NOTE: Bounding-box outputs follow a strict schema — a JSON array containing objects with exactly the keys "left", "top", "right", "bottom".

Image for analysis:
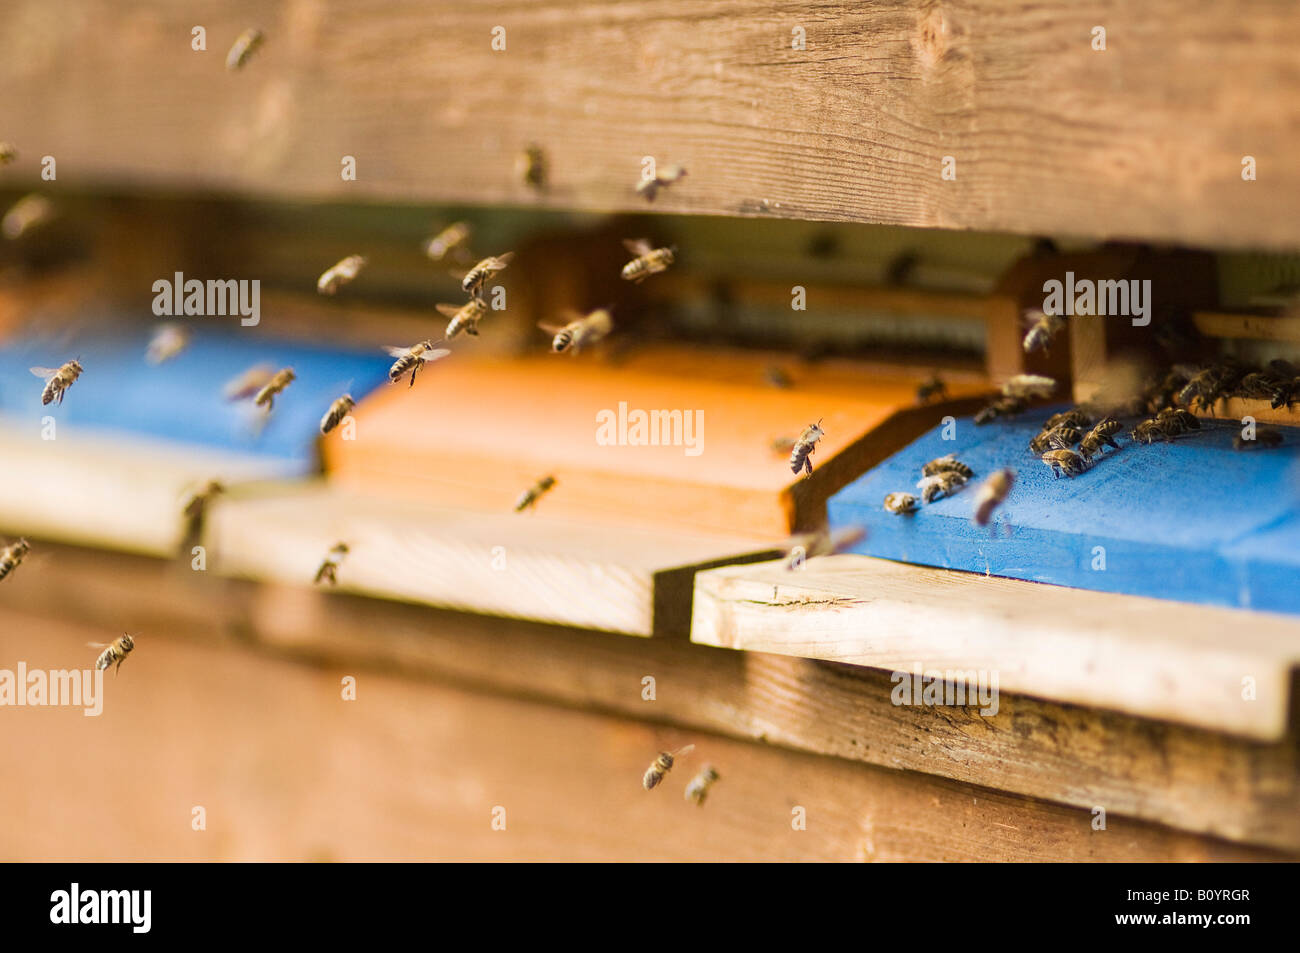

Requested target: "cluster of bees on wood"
[
  {"left": 883, "top": 455, "right": 1015, "bottom": 527},
  {"left": 641, "top": 744, "right": 722, "bottom": 807}
]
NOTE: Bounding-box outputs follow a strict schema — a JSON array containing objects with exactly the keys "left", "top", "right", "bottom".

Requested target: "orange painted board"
[{"left": 322, "top": 347, "right": 990, "bottom": 537}]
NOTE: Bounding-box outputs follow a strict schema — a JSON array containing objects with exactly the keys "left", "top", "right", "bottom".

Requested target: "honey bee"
[
  {"left": 437, "top": 297, "right": 489, "bottom": 339},
  {"left": 785, "top": 525, "right": 866, "bottom": 568},
  {"left": 1022, "top": 309, "right": 1066, "bottom": 354},
  {"left": 317, "top": 255, "right": 368, "bottom": 295},
  {"left": 320, "top": 394, "right": 355, "bottom": 434},
  {"left": 1043, "top": 408, "right": 1093, "bottom": 431},
  {"left": 182, "top": 480, "right": 225, "bottom": 523},
  {"left": 423, "top": 221, "right": 472, "bottom": 262},
  {"left": 92, "top": 633, "right": 135, "bottom": 674},
  {"left": 1156, "top": 406, "right": 1201, "bottom": 436},
  {"left": 384, "top": 341, "right": 450, "bottom": 388},
  {"left": 1234, "top": 426, "right": 1284, "bottom": 450},
  {"left": 1003, "top": 374, "right": 1057, "bottom": 400},
  {"left": 0, "top": 142, "right": 16, "bottom": 164},
  {"left": 145, "top": 322, "right": 190, "bottom": 365},
  {"left": 3, "top": 193, "right": 54, "bottom": 239},
  {"left": 916, "top": 468, "right": 969, "bottom": 503},
  {"left": 921, "top": 454, "right": 973, "bottom": 479},
  {"left": 916, "top": 374, "right": 948, "bottom": 404},
  {"left": 642, "top": 744, "right": 694, "bottom": 791},
  {"left": 1129, "top": 418, "right": 1164, "bottom": 444},
  {"left": 684, "top": 765, "right": 719, "bottom": 806},
  {"left": 770, "top": 436, "right": 797, "bottom": 457},
  {"left": 1041, "top": 448, "right": 1088, "bottom": 478},
  {"left": 635, "top": 163, "right": 687, "bottom": 201},
  {"left": 1077, "top": 417, "right": 1122, "bottom": 462},
  {"left": 789, "top": 419, "right": 824, "bottom": 478},
  {"left": 883, "top": 492, "right": 919, "bottom": 514},
  {"left": 29, "top": 359, "right": 82, "bottom": 406},
  {"left": 514, "top": 475, "right": 556, "bottom": 512},
  {"left": 974, "top": 395, "right": 1027, "bottom": 425},
  {"left": 620, "top": 239, "right": 675, "bottom": 283},
  {"left": 460, "top": 253, "right": 514, "bottom": 298},
  {"left": 539, "top": 308, "right": 613, "bottom": 354},
  {"left": 225, "top": 28, "right": 265, "bottom": 70},
  {"left": 517, "top": 143, "right": 547, "bottom": 189},
  {"left": 253, "top": 367, "right": 296, "bottom": 412},
  {"left": 973, "top": 469, "right": 1015, "bottom": 526},
  {"left": 764, "top": 365, "right": 793, "bottom": 389},
  {"left": 223, "top": 363, "right": 276, "bottom": 401},
  {"left": 314, "top": 542, "right": 350, "bottom": 586},
  {"left": 0, "top": 537, "right": 30, "bottom": 582},
  {"left": 1177, "top": 360, "right": 1247, "bottom": 412}
]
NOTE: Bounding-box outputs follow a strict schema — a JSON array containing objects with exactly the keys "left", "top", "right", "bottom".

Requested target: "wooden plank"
[
  {"left": 2, "top": 2, "right": 1299, "bottom": 248},
  {"left": 691, "top": 555, "right": 1300, "bottom": 741},
  {"left": 322, "top": 349, "right": 988, "bottom": 536},
  {"left": 1194, "top": 310, "right": 1300, "bottom": 343},
  {"left": 204, "top": 483, "right": 781, "bottom": 637},
  {"left": 0, "top": 607, "right": 1288, "bottom": 861},
  {"left": 1, "top": 539, "right": 1297, "bottom": 850}
]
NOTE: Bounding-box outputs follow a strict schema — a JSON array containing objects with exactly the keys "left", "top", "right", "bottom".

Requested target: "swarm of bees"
[
  {"left": 0, "top": 537, "right": 30, "bottom": 582},
  {"left": 515, "top": 474, "right": 557, "bottom": 512},
  {"left": 789, "top": 420, "right": 824, "bottom": 478},
  {"left": 314, "top": 542, "right": 350, "bottom": 586},
  {"left": 540, "top": 308, "right": 613, "bottom": 354},
  {"left": 621, "top": 239, "right": 675, "bottom": 283},
  {"left": 636, "top": 163, "right": 687, "bottom": 202},
  {"left": 226, "top": 28, "right": 265, "bottom": 71},
  {"left": 30, "top": 359, "right": 82, "bottom": 406},
  {"left": 317, "top": 255, "right": 368, "bottom": 295}
]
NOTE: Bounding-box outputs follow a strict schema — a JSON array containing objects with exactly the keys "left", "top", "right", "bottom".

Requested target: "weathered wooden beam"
[{"left": 1, "top": 2, "right": 1298, "bottom": 248}]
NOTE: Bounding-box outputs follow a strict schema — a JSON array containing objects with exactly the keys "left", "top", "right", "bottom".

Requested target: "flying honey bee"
[
  {"left": 785, "top": 524, "right": 865, "bottom": 569},
  {"left": 883, "top": 492, "right": 919, "bottom": 514},
  {"left": 385, "top": 340, "right": 450, "bottom": 388},
  {"left": 1041, "top": 448, "right": 1088, "bottom": 478},
  {"left": 460, "top": 252, "right": 514, "bottom": 298},
  {"left": 517, "top": 143, "right": 547, "bottom": 189},
  {"left": 1234, "top": 426, "right": 1284, "bottom": 450},
  {"left": 92, "top": 633, "right": 135, "bottom": 674},
  {"left": 515, "top": 475, "right": 556, "bottom": 512},
  {"left": 916, "top": 374, "right": 948, "bottom": 404},
  {"left": 226, "top": 28, "right": 265, "bottom": 70},
  {"left": 2, "top": 193, "right": 54, "bottom": 239},
  {"left": 539, "top": 308, "right": 613, "bottom": 354},
  {"left": 916, "top": 469, "right": 968, "bottom": 503},
  {"left": 0, "top": 537, "right": 30, "bottom": 582},
  {"left": 253, "top": 367, "right": 296, "bottom": 412},
  {"left": 223, "top": 363, "right": 276, "bottom": 401},
  {"left": 973, "top": 468, "right": 1015, "bottom": 526},
  {"left": 182, "top": 480, "right": 225, "bottom": 524},
  {"left": 1003, "top": 374, "right": 1057, "bottom": 400},
  {"left": 684, "top": 765, "right": 719, "bottom": 806},
  {"left": 29, "top": 359, "right": 82, "bottom": 406},
  {"left": 320, "top": 394, "right": 355, "bottom": 434},
  {"left": 437, "top": 297, "right": 489, "bottom": 339},
  {"left": 317, "top": 255, "right": 368, "bottom": 295},
  {"left": 145, "top": 322, "right": 190, "bottom": 365},
  {"left": 789, "top": 419, "right": 824, "bottom": 478},
  {"left": 636, "top": 163, "right": 687, "bottom": 201},
  {"left": 0, "top": 142, "right": 16, "bottom": 164},
  {"left": 314, "top": 542, "right": 350, "bottom": 586},
  {"left": 1022, "top": 309, "right": 1066, "bottom": 354},
  {"left": 642, "top": 744, "right": 695, "bottom": 791},
  {"left": 621, "top": 239, "right": 675, "bottom": 283},
  {"left": 921, "top": 454, "right": 973, "bottom": 479},
  {"left": 423, "top": 221, "right": 472, "bottom": 263}
]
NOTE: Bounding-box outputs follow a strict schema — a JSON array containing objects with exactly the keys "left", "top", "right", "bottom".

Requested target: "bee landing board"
[{"left": 828, "top": 408, "right": 1300, "bottom": 617}]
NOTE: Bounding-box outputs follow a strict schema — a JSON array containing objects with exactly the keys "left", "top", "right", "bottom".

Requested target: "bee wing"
[
  {"left": 622, "top": 238, "right": 653, "bottom": 256},
  {"left": 447, "top": 268, "right": 469, "bottom": 281},
  {"left": 382, "top": 346, "right": 413, "bottom": 358},
  {"left": 434, "top": 303, "right": 462, "bottom": 318},
  {"left": 492, "top": 251, "right": 515, "bottom": 266},
  {"left": 29, "top": 366, "right": 59, "bottom": 379},
  {"left": 86, "top": 641, "right": 110, "bottom": 649},
  {"left": 538, "top": 321, "right": 567, "bottom": 334},
  {"left": 421, "top": 348, "right": 452, "bottom": 362}
]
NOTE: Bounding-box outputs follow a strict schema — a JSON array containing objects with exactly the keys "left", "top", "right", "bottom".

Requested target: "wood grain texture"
[
  {"left": 204, "top": 483, "right": 782, "bottom": 636},
  {"left": 691, "top": 555, "right": 1300, "bottom": 740},
  {"left": 0, "top": 606, "right": 1289, "bottom": 861},
  {"left": 1, "top": 539, "right": 1297, "bottom": 851},
  {"left": 0, "top": 2, "right": 1297, "bottom": 248}
]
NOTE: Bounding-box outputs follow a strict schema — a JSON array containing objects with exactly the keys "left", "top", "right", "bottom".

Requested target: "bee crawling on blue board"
[{"left": 1041, "top": 448, "right": 1089, "bottom": 478}]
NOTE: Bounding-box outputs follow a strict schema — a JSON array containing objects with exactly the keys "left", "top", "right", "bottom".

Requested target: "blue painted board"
[
  {"left": 0, "top": 327, "right": 393, "bottom": 472},
  {"left": 827, "top": 407, "right": 1300, "bottom": 615}
]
